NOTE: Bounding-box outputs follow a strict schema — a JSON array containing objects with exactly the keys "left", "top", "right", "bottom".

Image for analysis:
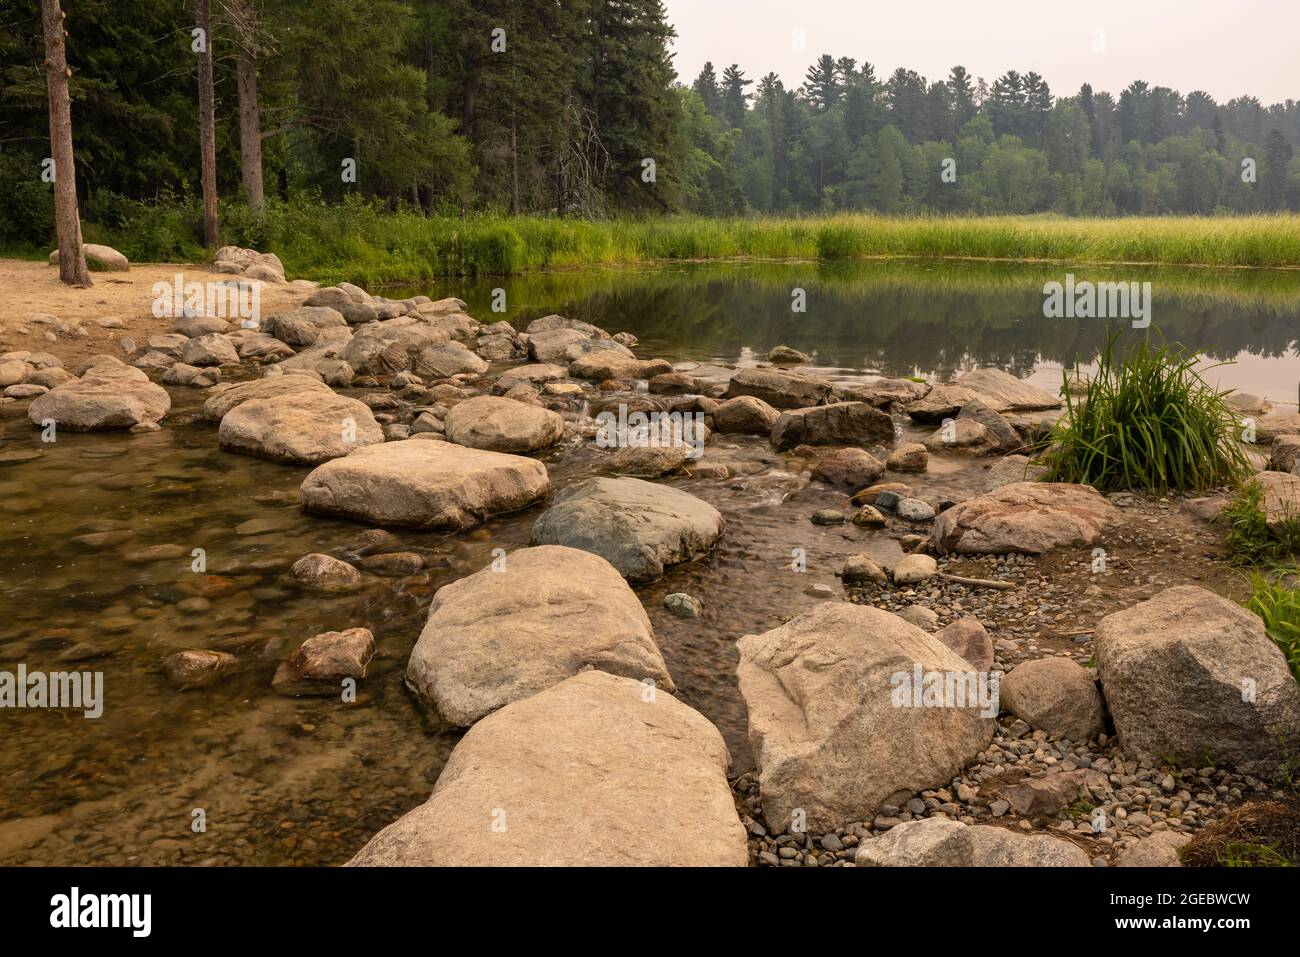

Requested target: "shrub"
[
  {"left": 1039, "top": 331, "right": 1250, "bottom": 494},
  {"left": 1243, "top": 568, "right": 1300, "bottom": 682}
]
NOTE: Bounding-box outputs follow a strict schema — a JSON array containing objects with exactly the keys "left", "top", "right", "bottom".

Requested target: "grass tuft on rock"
[
  {"left": 1225, "top": 480, "right": 1300, "bottom": 565},
  {"left": 1039, "top": 331, "right": 1250, "bottom": 495}
]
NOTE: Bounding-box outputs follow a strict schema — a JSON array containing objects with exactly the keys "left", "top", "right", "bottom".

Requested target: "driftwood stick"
[{"left": 938, "top": 572, "right": 1016, "bottom": 590}]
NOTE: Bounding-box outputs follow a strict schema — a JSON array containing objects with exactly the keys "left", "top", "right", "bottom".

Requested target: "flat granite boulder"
[
  {"left": 736, "top": 603, "right": 996, "bottom": 834},
  {"left": 202, "top": 375, "right": 335, "bottom": 422},
  {"left": 300, "top": 439, "right": 548, "bottom": 530},
  {"left": 1095, "top": 585, "right": 1300, "bottom": 778},
  {"left": 28, "top": 376, "right": 170, "bottom": 431},
  {"left": 406, "top": 545, "right": 674, "bottom": 725},
  {"left": 907, "top": 368, "right": 1061, "bottom": 423},
  {"left": 771, "top": 401, "right": 895, "bottom": 450},
  {"left": 346, "top": 671, "right": 747, "bottom": 866},
  {"left": 724, "top": 366, "right": 835, "bottom": 409},
  {"left": 931, "top": 482, "right": 1115, "bottom": 554},
  {"left": 568, "top": 353, "right": 673, "bottom": 382},
  {"left": 443, "top": 395, "right": 564, "bottom": 454},
  {"left": 855, "top": 818, "right": 1089, "bottom": 867},
  {"left": 218, "top": 391, "right": 384, "bottom": 464},
  {"left": 530, "top": 476, "right": 724, "bottom": 581}
]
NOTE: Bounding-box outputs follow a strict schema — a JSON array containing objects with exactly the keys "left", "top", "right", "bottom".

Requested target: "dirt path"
[{"left": 0, "top": 259, "right": 312, "bottom": 367}]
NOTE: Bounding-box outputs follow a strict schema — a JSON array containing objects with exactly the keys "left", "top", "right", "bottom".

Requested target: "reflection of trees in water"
[{"left": 443, "top": 261, "right": 1300, "bottom": 377}]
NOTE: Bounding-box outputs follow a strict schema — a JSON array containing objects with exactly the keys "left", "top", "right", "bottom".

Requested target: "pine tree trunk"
[
  {"left": 197, "top": 0, "right": 219, "bottom": 247},
  {"left": 232, "top": 2, "right": 263, "bottom": 213},
  {"left": 40, "top": 0, "right": 90, "bottom": 287}
]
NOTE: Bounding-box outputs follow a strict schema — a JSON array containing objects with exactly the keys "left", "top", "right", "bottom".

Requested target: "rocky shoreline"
[{"left": 3, "top": 246, "right": 1299, "bottom": 868}]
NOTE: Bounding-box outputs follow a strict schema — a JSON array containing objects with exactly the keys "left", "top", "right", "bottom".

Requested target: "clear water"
[{"left": 1, "top": 259, "right": 1296, "bottom": 865}]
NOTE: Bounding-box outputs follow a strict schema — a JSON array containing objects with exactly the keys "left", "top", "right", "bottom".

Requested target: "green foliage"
[
  {"left": 1040, "top": 331, "right": 1250, "bottom": 494},
  {"left": 1243, "top": 569, "right": 1300, "bottom": 684},
  {"left": 1226, "top": 481, "right": 1300, "bottom": 566}
]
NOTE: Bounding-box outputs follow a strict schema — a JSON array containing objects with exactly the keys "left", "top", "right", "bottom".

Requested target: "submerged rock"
[
  {"left": 162, "top": 650, "right": 237, "bottom": 689},
  {"left": 347, "top": 671, "right": 746, "bottom": 866},
  {"left": 406, "top": 545, "right": 673, "bottom": 726},
  {"left": 272, "top": 627, "right": 374, "bottom": 696},
  {"left": 289, "top": 553, "right": 363, "bottom": 593}
]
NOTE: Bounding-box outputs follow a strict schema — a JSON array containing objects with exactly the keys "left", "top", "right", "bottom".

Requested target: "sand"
[{"left": 0, "top": 258, "right": 314, "bottom": 367}]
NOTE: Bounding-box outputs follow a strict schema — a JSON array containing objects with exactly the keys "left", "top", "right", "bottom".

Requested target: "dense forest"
[{"left": 1, "top": 0, "right": 1298, "bottom": 251}]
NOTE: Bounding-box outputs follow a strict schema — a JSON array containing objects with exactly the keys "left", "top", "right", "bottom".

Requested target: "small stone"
[
  {"left": 811, "top": 509, "right": 845, "bottom": 526},
  {"left": 851, "top": 505, "right": 886, "bottom": 528},
  {"left": 664, "top": 593, "right": 702, "bottom": 618},
  {"left": 896, "top": 498, "right": 936, "bottom": 522}
]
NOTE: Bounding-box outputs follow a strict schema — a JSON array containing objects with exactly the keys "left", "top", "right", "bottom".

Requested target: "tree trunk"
[
  {"left": 232, "top": 2, "right": 263, "bottom": 212},
  {"left": 40, "top": 0, "right": 90, "bottom": 287},
  {"left": 197, "top": 0, "right": 219, "bottom": 247}
]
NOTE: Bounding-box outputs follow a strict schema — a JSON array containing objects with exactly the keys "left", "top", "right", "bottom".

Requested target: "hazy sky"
[{"left": 662, "top": 0, "right": 1298, "bottom": 105}]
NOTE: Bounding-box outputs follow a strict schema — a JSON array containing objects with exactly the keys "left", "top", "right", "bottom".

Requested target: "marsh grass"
[
  {"left": 9, "top": 198, "right": 1300, "bottom": 284},
  {"left": 1039, "top": 332, "right": 1251, "bottom": 494}
]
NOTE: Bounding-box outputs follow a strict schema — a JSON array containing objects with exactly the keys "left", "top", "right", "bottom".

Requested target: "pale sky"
[{"left": 662, "top": 0, "right": 1299, "bottom": 105}]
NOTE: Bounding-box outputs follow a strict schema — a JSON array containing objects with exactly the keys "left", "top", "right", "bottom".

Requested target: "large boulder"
[
  {"left": 180, "top": 333, "right": 239, "bottom": 367},
  {"left": 202, "top": 374, "right": 335, "bottom": 422},
  {"left": 736, "top": 603, "right": 996, "bottom": 833},
  {"left": 413, "top": 341, "right": 488, "bottom": 378},
  {"left": 723, "top": 366, "right": 834, "bottom": 409},
  {"left": 855, "top": 818, "right": 1089, "bottom": 867},
  {"left": 264, "top": 306, "right": 348, "bottom": 348},
  {"left": 770, "top": 402, "right": 895, "bottom": 451},
  {"left": 346, "top": 671, "right": 747, "bottom": 866},
  {"left": 49, "top": 243, "right": 129, "bottom": 272},
  {"left": 907, "top": 369, "right": 1060, "bottom": 423},
  {"left": 1256, "top": 471, "right": 1300, "bottom": 536},
  {"left": 526, "top": 327, "right": 590, "bottom": 364},
  {"left": 443, "top": 395, "right": 564, "bottom": 454},
  {"left": 406, "top": 546, "right": 674, "bottom": 726},
  {"left": 299, "top": 439, "right": 548, "bottom": 530},
  {"left": 811, "top": 447, "right": 886, "bottom": 488},
  {"left": 531, "top": 477, "right": 724, "bottom": 582},
  {"left": 568, "top": 353, "right": 673, "bottom": 382},
  {"left": 711, "top": 395, "right": 780, "bottom": 434},
  {"left": 1095, "top": 585, "right": 1300, "bottom": 778},
  {"left": 931, "top": 482, "right": 1115, "bottom": 554},
  {"left": 341, "top": 319, "right": 452, "bottom": 375},
  {"left": 218, "top": 392, "right": 384, "bottom": 465},
  {"left": 28, "top": 376, "right": 169, "bottom": 431},
  {"left": 1000, "top": 657, "right": 1106, "bottom": 742},
  {"left": 525, "top": 314, "right": 610, "bottom": 339}
]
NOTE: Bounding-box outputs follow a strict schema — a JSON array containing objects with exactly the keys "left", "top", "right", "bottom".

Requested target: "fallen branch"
[{"left": 938, "top": 572, "right": 1016, "bottom": 590}]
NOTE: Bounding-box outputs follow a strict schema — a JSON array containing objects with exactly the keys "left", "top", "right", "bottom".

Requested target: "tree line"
[{"left": 1, "top": 0, "right": 1298, "bottom": 275}]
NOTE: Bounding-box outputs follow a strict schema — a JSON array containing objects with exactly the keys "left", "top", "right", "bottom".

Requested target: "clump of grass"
[
  {"left": 1039, "top": 331, "right": 1250, "bottom": 494},
  {"left": 1243, "top": 568, "right": 1300, "bottom": 682},
  {"left": 1182, "top": 796, "right": 1300, "bottom": 867},
  {"left": 1225, "top": 480, "right": 1300, "bottom": 565}
]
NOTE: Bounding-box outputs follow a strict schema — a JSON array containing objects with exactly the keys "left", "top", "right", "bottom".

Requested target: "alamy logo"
[
  {"left": 50, "top": 887, "right": 151, "bottom": 937},
  {"left": 0, "top": 665, "right": 102, "bottom": 718},
  {"left": 595, "top": 404, "right": 705, "bottom": 459},
  {"left": 890, "top": 664, "right": 1000, "bottom": 718},
  {"left": 1043, "top": 274, "right": 1151, "bottom": 328},
  {"left": 152, "top": 273, "right": 261, "bottom": 326}
]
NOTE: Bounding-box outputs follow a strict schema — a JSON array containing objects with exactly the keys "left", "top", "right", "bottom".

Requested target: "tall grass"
[
  {"left": 1243, "top": 569, "right": 1300, "bottom": 684},
  {"left": 1039, "top": 331, "right": 1251, "bottom": 494},
  {"left": 8, "top": 196, "right": 1300, "bottom": 284}
]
